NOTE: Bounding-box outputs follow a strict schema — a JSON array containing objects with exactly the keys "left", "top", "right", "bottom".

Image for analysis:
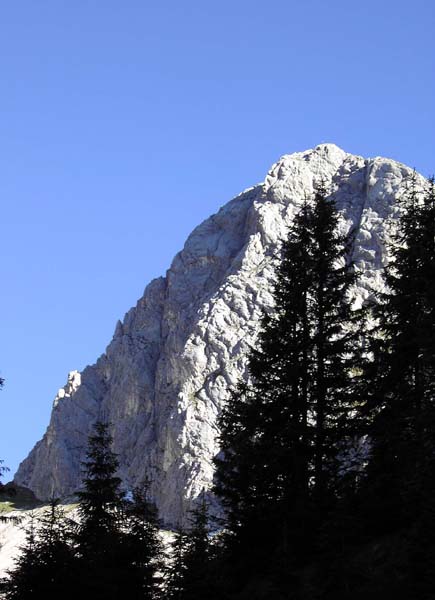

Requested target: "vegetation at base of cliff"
[
  {"left": 2, "top": 178, "right": 435, "bottom": 598},
  {"left": 210, "top": 178, "right": 435, "bottom": 599},
  {"left": 1, "top": 422, "right": 168, "bottom": 600},
  {"left": 0, "top": 486, "right": 42, "bottom": 513}
]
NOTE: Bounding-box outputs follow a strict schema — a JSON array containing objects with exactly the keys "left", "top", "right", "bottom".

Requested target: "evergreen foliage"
[
  {"left": 166, "top": 493, "right": 217, "bottom": 600},
  {"left": 4, "top": 175, "right": 435, "bottom": 598},
  {"left": 214, "top": 185, "right": 362, "bottom": 595},
  {"left": 76, "top": 421, "right": 124, "bottom": 547},
  {"left": 73, "top": 422, "right": 126, "bottom": 598},
  {"left": 344, "top": 177, "right": 435, "bottom": 597},
  {"left": 73, "top": 421, "right": 164, "bottom": 599},
  {"left": 166, "top": 525, "right": 190, "bottom": 600},
  {"left": 121, "top": 483, "right": 166, "bottom": 599},
  {"left": 1, "top": 501, "right": 76, "bottom": 600},
  {"left": 2, "top": 421, "right": 165, "bottom": 600},
  {"left": 361, "top": 177, "right": 435, "bottom": 532}
]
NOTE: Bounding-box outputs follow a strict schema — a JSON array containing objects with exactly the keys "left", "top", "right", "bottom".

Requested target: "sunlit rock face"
[{"left": 14, "top": 144, "right": 425, "bottom": 525}]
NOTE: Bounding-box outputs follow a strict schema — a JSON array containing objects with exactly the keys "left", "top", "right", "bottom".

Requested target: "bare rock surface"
[{"left": 13, "top": 144, "right": 425, "bottom": 526}]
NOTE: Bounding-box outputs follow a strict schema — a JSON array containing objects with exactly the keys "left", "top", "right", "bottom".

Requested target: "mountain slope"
[{"left": 14, "top": 144, "right": 421, "bottom": 525}]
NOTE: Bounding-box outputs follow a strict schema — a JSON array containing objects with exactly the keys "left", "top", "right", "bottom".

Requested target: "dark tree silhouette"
[
  {"left": 122, "top": 482, "right": 166, "bottom": 599},
  {"left": 354, "top": 176, "right": 435, "bottom": 596},
  {"left": 166, "top": 524, "right": 189, "bottom": 600},
  {"left": 361, "top": 177, "right": 435, "bottom": 526},
  {"left": 166, "top": 493, "right": 218, "bottom": 600},
  {"left": 1, "top": 501, "right": 76, "bottom": 600},
  {"left": 215, "top": 185, "right": 361, "bottom": 596},
  {"left": 73, "top": 421, "right": 128, "bottom": 598},
  {"left": 73, "top": 421, "right": 165, "bottom": 599}
]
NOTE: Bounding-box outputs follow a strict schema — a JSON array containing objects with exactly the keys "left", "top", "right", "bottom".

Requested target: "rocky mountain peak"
[{"left": 14, "top": 145, "right": 424, "bottom": 525}]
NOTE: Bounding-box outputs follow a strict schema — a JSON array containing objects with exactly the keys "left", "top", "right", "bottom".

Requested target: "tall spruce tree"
[
  {"left": 74, "top": 421, "right": 127, "bottom": 599},
  {"left": 76, "top": 421, "right": 124, "bottom": 542},
  {"left": 74, "top": 421, "right": 165, "bottom": 599},
  {"left": 214, "top": 185, "right": 361, "bottom": 593},
  {"left": 361, "top": 177, "right": 435, "bottom": 533}
]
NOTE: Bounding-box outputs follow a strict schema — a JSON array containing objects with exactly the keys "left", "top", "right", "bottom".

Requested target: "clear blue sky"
[{"left": 1, "top": 0, "right": 434, "bottom": 478}]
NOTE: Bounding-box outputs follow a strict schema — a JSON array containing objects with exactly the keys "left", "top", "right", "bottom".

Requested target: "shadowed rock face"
[{"left": 14, "top": 144, "right": 425, "bottom": 525}]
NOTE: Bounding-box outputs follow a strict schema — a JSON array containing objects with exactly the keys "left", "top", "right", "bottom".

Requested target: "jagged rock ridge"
[{"left": 14, "top": 144, "right": 423, "bottom": 525}]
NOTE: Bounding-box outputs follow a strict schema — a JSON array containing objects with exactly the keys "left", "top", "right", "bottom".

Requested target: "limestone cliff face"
[{"left": 14, "top": 144, "right": 423, "bottom": 525}]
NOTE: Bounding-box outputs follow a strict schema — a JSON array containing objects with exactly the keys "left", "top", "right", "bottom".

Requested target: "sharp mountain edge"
[{"left": 14, "top": 144, "right": 425, "bottom": 526}]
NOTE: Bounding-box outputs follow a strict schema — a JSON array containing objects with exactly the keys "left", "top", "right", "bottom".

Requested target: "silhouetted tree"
[
  {"left": 73, "top": 421, "right": 126, "bottom": 598},
  {"left": 1, "top": 501, "right": 76, "bottom": 600},
  {"left": 345, "top": 176, "right": 435, "bottom": 597},
  {"left": 166, "top": 524, "right": 189, "bottom": 600},
  {"left": 215, "top": 185, "right": 362, "bottom": 595},
  {"left": 73, "top": 421, "right": 165, "bottom": 599},
  {"left": 361, "top": 176, "right": 435, "bottom": 531},
  {"left": 122, "top": 482, "right": 166, "bottom": 599},
  {"left": 166, "top": 493, "right": 217, "bottom": 600}
]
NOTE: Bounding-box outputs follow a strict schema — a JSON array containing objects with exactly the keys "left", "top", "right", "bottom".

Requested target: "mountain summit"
[{"left": 14, "top": 144, "right": 423, "bottom": 525}]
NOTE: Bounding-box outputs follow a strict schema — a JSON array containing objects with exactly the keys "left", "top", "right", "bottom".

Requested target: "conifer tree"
[
  {"left": 166, "top": 525, "right": 189, "bottom": 600},
  {"left": 166, "top": 493, "right": 216, "bottom": 600},
  {"left": 76, "top": 421, "right": 124, "bottom": 543},
  {"left": 2, "top": 501, "right": 76, "bottom": 600},
  {"left": 214, "top": 185, "right": 361, "bottom": 592},
  {"left": 122, "top": 483, "right": 166, "bottom": 600},
  {"left": 73, "top": 422, "right": 165, "bottom": 599},
  {"left": 1, "top": 514, "right": 39, "bottom": 599},
  {"left": 73, "top": 421, "right": 126, "bottom": 599},
  {"left": 362, "top": 176, "right": 435, "bottom": 534},
  {"left": 181, "top": 494, "right": 211, "bottom": 600}
]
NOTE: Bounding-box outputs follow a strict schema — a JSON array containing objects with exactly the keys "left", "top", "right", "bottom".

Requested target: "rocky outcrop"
[{"left": 14, "top": 144, "right": 425, "bottom": 525}]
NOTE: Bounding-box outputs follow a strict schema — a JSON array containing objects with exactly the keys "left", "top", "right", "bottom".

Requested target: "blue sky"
[{"left": 1, "top": 0, "right": 434, "bottom": 478}]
